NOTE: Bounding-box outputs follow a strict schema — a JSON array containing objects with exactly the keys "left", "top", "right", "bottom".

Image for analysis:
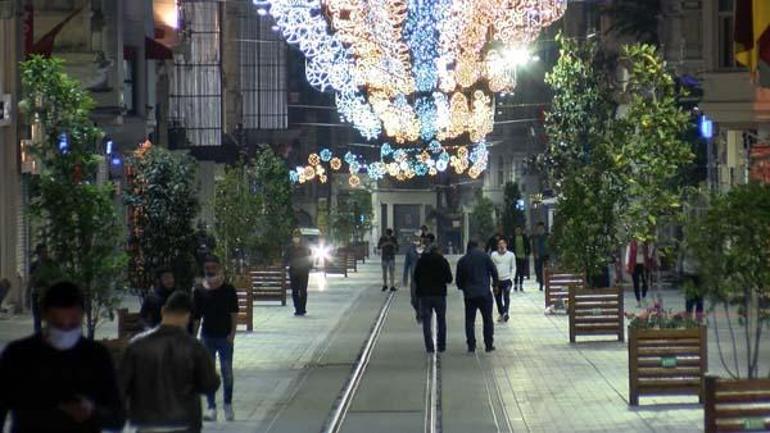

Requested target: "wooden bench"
[
  {"left": 343, "top": 248, "right": 358, "bottom": 273},
  {"left": 249, "top": 267, "right": 287, "bottom": 305},
  {"left": 705, "top": 376, "right": 770, "bottom": 433},
  {"left": 233, "top": 279, "right": 254, "bottom": 331},
  {"left": 629, "top": 326, "right": 707, "bottom": 405},
  {"left": 117, "top": 308, "right": 144, "bottom": 340},
  {"left": 324, "top": 251, "right": 349, "bottom": 278},
  {"left": 545, "top": 269, "right": 584, "bottom": 308},
  {"left": 568, "top": 286, "right": 624, "bottom": 343}
]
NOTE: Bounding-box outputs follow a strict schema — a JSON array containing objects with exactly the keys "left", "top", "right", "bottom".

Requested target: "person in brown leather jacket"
[{"left": 121, "top": 291, "right": 220, "bottom": 433}]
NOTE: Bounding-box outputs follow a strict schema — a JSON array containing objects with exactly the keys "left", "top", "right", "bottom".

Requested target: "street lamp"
[{"left": 699, "top": 115, "right": 715, "bottom": 190}]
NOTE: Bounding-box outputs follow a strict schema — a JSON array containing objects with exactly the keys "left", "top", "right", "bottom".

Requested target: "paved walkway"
[{"left": 1, "top": 257, "right": 768, "bottom": 433}]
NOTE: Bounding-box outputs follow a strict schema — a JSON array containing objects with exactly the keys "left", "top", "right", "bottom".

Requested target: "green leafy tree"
[
  {"left": 470, "top": 191, "right": 496, "bottom": 243},
  {"left": 252, "top": 147, "right": 294, "bottom": 263},
  {"left": 686, "top": 183, "right": 770, "bottom": 378},
  {"left": 19, "top": 56, "right": 126, "bottom": 338},
  {"left": 544, "top": 35, "right": 623, "bottom": 283},
  {"left": 124, "top": 145, "right": 199, "bottom": 292},
  {"left": 501, "top": 181, "right": 526, "bottom": 235},
  {"left": 614, "top": 44, "right": 694, "bottom": 242},
  {"left": 329, "top": 190, "right": 372, "bottom": 245}
]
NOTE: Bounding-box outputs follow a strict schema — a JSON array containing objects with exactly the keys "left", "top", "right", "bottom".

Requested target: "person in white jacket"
[{"left": 490, "top": 238, "right": 516, "bottom": 322}]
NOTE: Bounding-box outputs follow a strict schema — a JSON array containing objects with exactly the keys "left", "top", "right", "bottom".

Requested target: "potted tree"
[{"left": 687, "top": 183, "right": 770, "bottom": 431}]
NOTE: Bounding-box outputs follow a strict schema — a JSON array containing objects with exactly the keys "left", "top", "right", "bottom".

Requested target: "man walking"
[
  {"left": 413, "top": 238, "right": 452, "bottom": 353},
  {"left": 122, "top": 292, "right": 220, "bottom": 433},
  {"left": 531, "top": 222, "right": 550, "bottom": 291},
  {"left": 0, "top": 281, "right": 125, "bottom": 433},
  {"left": 456, "top": 241, "right": 499, "bottom": 353},
  {"left": 193, "top": 256, "right": 238, "bottom": 422},
  {"left": 490, "top": 239, "right": 515, "bottom": 322},
  {"left": 140, "top": 267, "right": 178, "bottom": 329},
  {"left": 377, "top": 228, "right": 399, "bottom": 292},
  {"left": 403, "top": 233, "right": 424, "bottom": 323},
  {"left": 510, "top": 226, "right": 530, "bottom": 291},
  {"left": 485, "top": 226, "right": 508, "bottom": 254},
  {"left": 285, "top": 231, "right": 313, "bottom": 316}
]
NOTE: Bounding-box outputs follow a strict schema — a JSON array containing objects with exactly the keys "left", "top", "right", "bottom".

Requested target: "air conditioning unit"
[{"left": 0, "top": 94, "right": 11, "bottom": 127}]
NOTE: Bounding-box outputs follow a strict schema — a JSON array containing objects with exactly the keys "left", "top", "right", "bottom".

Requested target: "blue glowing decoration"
[
  {"left": 428, "top": 140, "right": 443, "bottom": 154},
  {"left": 349, "top": 161, "right": 361, "bottom": 174},
  {"left": 381, "top": 143, "right": 394, "bottom": 158},
  {"left": 436, "top": 159, "right": 449, "bottom": 172},
  {"left": 57, "top": 132, "right": 69, "bottom": 153},
  {"left": 289, "top": 170, "right": 300, "bottom": 183},
  {"left": 699, "top": 115, "right": 713, "bottom": 139},
  {"left": 367, "top": 162, "right": 386, "bottom": 180},
  {"left": 469, "top": 139, "right": 488, "bottom": 163},
  {"left": 320, "top": 148, "right": 333, "bottom": 162},
  {"left": 393, "top": 149, "right": 407, "bottom": 161},
  {"left": 439, "top": 151, "right": 450, "bottom": 162},
  {"left": 404, "top": 0, "right": 440, "bottom": 92},
  {"left": 344, "top": 151, "right": 357, "bottom": 165},
  {"left": 105, "top": 139, "right": 114, "bottom": 155},
  {"left": 110, "top": 156, "right": 122, "bottom": 167},
  {"left": 415, "top": 97, "right": 437, "bottom": 141},
  {"left": 515, "top": 199, "right": 525, "bottom": 211},
  {"left": 414, "top": 162, "right": 429, "bottom": 176}
]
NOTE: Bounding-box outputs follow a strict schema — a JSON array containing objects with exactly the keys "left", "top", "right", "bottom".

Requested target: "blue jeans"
[
  {"left": 420, "top": 296, "right": 446, "bottom": 352},
  {"left": 202, "top": 336, "right": 234, "bottom": 408},
  {"left": 381, "top": 258, "right": 396, "bottom": 286},
  {"left": 494, "top": 280, "right": 512, "bottom": 316}
]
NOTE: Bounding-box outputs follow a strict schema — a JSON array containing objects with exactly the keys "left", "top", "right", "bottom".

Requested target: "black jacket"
[
  {"left": 121, "top": 325, "right": 220, "bottom": 433},
  {"left": 139, "top": 287, "right": 175, "bottom": 329},
  {"left": 414, "top": 249, "right": 453, "bottom": 297},
  {"left": 284, "top": 244, "right": 313, "bottom": 276},
  {"left": 457, "top": 249, "right": 499, "bottom": 299},
  {"left": 0, "top": 334, "right": 125, "bottom": 433}
]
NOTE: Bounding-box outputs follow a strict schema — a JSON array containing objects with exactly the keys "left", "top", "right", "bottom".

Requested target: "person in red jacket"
[{"left": 625, "top": 240, "right": 655, "bottom": 307}]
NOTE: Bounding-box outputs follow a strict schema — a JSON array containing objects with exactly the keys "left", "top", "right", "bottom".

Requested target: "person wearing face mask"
[
  {"left": 192, "top": 256, "right": 239, "bottom": 423},
  {"left": 122, "top": 292, "right": 220, "bottom": 433},
  {"left": 0, "top": 281, "right": 125, "bottom": 433},
  {"left": 284, "top": 231, "right": 313, "bottom": 316}
]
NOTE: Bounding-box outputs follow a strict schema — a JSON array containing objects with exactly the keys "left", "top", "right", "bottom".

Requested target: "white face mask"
[{"left": 47, "top": 326, "right": 82, "bottom": 351}]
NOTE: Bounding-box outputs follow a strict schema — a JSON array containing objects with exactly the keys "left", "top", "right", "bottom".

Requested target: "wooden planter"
[
  {"left": 568, "top": 286, "right": 624, "bottom": 343},
  {"left": 249, "top": 266, "right": 288, "bottom": 305},
  {"left": 233, "top": 275, "right": 254, "bottom": 331},
  {"left": 545, "top": 267, "right": 584, "bottom": 308},
  {"left": 705, "top": 376, "right": 770, "bottom": 433},
  {"left": 628, "top": 326, "right": 707, "bottom": 405}
]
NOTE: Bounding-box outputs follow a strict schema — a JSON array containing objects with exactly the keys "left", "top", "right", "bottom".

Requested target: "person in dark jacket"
[
  {"left": 414, "top": 240, "right": 453, "bottom": 353},
  {"left": 284, "top": 232, "right": 313, "bottom": 316},
  {"left": 403, "top": 234, "right": 423, "bottom": 323},
  {"left": 0, "top": 281, "right": 125, "bottom": 433},
  {"left": 139, "top": 267, "right": 177, "bottom": 329},
  {"left": 377, "top": 229, "right": 399, "bottom": 292},
  {"left": 122, "top": 291, "right": 220, "bottom": 433},
  {"left": 510, "top": 226, "right": 530, "bottom": 291},
  {"left": 456, "top": 241, "right": 499, "bottom": 352},
  {"left": 192, "top": 256, "right": 238, "bottom": 422}
]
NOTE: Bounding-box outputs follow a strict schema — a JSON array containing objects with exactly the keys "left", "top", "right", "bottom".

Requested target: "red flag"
[{"left": 29, "top": 7, "right": 83, "bottom": 57}]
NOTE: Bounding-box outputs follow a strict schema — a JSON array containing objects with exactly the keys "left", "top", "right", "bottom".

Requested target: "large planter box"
[
  {"left": 545, "top": 267, "right": 584, "bottom": 308},
  {"left": 705, "top": 376, "right": 770, "bottom": 433},
  {"left": 249, "top": 266, "right": 288, "bottom": 305},
  {"left": 628, "top": 326, "right": 707, "bottom": 406},
  {"left": 568, "top": 286, "right": 624, "bottom": 343},
  {"left": 233, "top": 275, "right": 254, "bottom": 332}
]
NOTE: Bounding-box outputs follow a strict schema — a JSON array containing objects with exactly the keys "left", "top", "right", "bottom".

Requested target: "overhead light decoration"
[{"left": 256, "top": 0, "right": 565, "bottom": 183}]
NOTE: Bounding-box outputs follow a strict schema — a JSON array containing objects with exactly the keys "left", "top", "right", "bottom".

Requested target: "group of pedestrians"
[{"left": 1, "top": 254, "right": 239, "bottom": 433}]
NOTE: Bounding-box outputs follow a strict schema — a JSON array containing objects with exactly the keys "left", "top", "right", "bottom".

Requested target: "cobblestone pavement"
[{"left": 1, "top": 258, "right": 768, "bottom": 433}]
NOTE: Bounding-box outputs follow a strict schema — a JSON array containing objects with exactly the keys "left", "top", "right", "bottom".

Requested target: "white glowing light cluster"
[
  {"left": 289, "top": 140, "right": 490, "bottom": 186},
  {"left": 255, "top": 0, "right": 565, "bottom": 145}
]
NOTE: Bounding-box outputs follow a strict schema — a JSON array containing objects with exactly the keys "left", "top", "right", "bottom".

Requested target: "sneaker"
[
  {"left": 382, "top": 285, "right": 388, "bottom": 292},
  {"left": 504, "top": 314, "right": 510, "bottom": 322},
  {"left": 497, "top": 315, "right": 505, "bottom": 323},
  {"left": 485, "top": 346, "right": 496, "bottom": 353},
  {"left": 426, "top": 347, "right": 435, "bottom": 354},
  {"left": 390, "top": 286, "right": 397, "bottom": 292},
  {"left": 636, "top": 301, "right": 642, "bottom": 308},
  {"left": 204, "top": 408, "right": 217, "bottom": 422},
  {"left": 224, "top": 404, "right": 235, "bottom": 422}
]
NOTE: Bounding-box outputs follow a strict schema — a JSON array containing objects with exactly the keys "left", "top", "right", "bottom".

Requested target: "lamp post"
[{"left": 699, "top": 115, "right": 715, "bottom": 191}]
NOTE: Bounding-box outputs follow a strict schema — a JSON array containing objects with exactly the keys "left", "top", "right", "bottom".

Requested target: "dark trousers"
[
  {"left": 202, "top": 336, "right": 234, "bottom": 408},
  {"left": 464, "top": 295, "right": 494, "bottom": 350},
  {"left": 535, "top": 258, "right": 546, "bottom": 290},
  {"left": 494, "top": 280, "right": 512, "bottom": 316},
  {"left": 632, "top": 264, "right": 649, "bottom": 301},
  {"left": 514, "top": 259, "right": 526, "bottom": 289},
  {"left": 290, "top": 272, "right": 309, "bottom": 314},
  {"left": 32, "top": 291, "right": 42, "bottom": 333},
  {"left": 420, "top": 296, "right": 446, "bottom": 352}
]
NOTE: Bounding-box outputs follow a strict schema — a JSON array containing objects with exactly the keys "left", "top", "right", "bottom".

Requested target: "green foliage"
[
  {"left": 20, "top": 56, "right": 126, "bottom": 338},
  {"left": 614, "top": 44, "right": 693, "bottom": 242},
  {"left": 330, "top": 190, "right": 373, "bottom": 245},
  {"left": 501, "top": 182, "right": 526, "bottom": 235},
  {"left": 686, "top": 183, "right": 770, "bottom": 378},
  {"left": 544, "top": 39, "right": 692, "bottom": 285},
  {"left": 215, "top": 148, "right": 294, "bottom": 267},
  {"left": 124, "top": 145, "right": 199, "bottom": 291},
  {"left": 470, "top": 191, "right": 496, "bottom": 242}
]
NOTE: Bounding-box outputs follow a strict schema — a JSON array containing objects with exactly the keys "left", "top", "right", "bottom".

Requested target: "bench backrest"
[
  {"left": 234, "top": 283, "right": 253, "bottom": 331},
  {"left": 545, "top": 268, "right": 584, "bottom": 307}
]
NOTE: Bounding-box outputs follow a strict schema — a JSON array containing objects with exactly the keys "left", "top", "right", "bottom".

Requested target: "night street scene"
[{"left": 1, "top": 0, "right": 770, "bottom": 432}]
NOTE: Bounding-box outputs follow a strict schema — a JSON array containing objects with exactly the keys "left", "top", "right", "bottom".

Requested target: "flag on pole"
[{"left": 735, "top": 0, "right": 770, "bottom": 86}]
